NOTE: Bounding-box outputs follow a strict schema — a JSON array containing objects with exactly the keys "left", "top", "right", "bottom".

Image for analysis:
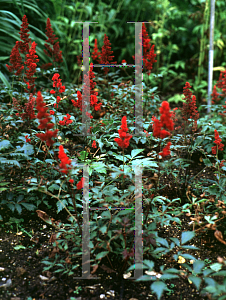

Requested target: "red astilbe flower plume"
[
  {"left": 89, "top": 63, "right": 98, "bottom": 96},
  {"left": 152, "top": 101, "right": 174, "bottom": 138},
  {"left": 36, "top": 91, "right": 58, "bottom": 147},
  {"left": 100, "top": 34, "right": 117, "bottom": 75},
  {"left": 76, "top": 177, "right": 85, "bottom": 190},
  {"left": 92, "top": 38, "right": 101, "bottom": 63},
  {"left": 212, "top": 130, "right": 224, "bottom": 155},
  {"left": 43, "top": 18, "right": 63, "bottom": 67},
  {"left": 24, "top": 41, "right": 39, "bottom": 93},
  {"left": 144, "top": 44, "right": 157, "bottom": 76},
  {"left": 71, "top": 63, "right": 102, "bottom": 117},
  {"left": 20, "top": 93, "right": 36, "bottom": 121},
  {"left": 58, "top": 145, "right": 72, "bottom": 174},
  {"left": 159, "top": 101, "right": 174, "bottom": 131},
  {"left": 219, "top": 101, "right": 226, "bottom": 119},
  {"left": 221, "top": 71, "right": 226, "bottom": 98},
  {"left": 211, "top": 85, "right": 220, "bottom": 104},
  {"left": 159, "top": 142, "right": 171, "bottom": 158},
  {"left": 114, "top": 116, "right": 132, "bottom": 149},
  {"left": 6, "top": 41, "right": 24, "bottom": 76},
  {"left": 141, "top": 23, "right": 157, "bottom": 75},
  {"left": 216, "top": 70, "right": 226, "bottom": 90},
  {"left": 18, "top": 15, "right": 31, "bottom": 54},
  {"left": 142, "top": 23, "right": 151, "bottom": 58},
  {"left": 132, "top": 23, "right": 157, "bottom": 75},
  {"left": 181, "top": 82, "right": 199, "bottom": 132}
]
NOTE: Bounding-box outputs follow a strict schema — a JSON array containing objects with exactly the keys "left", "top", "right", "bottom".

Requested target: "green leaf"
[
  {"left": 0, "top": 71, "right": 11, "bottom": 90},
  {"left": 170, "top": 237, "right": 180, "bottom": 246},
  {"left": 156, "top": 237, "right": 169, "bottom": 248},
  {"left": 143, "top": 260, "right": 155, "bottom": 270},
  {"left": 151, "top": 281, "right": 168, "bottom": 300},
  {"left": 95, "top": 251, "right": 108, "bottom": 260},
  {"left": 193, "top": 260, "right": 205, "bottom": 274},
  {"left": 99, "top": 225, "right": 107, "bottom": 234},
  {"left": 136, "top": 275, "right": 157, "bottom": 281},
  {"left": 210, "top": 263, "right": 222, "bottom": 272},
  {"left": 212, "top": 270, "right": 226, "bottom": 276},
  {"left": 0, "top": 139, "right": 12, "bottom": 151},
  {"left": 180, "top": 253, "right": 196, "bottom": 261},
  {"left": 160, "top": 274, "right": 178, "bottom": 280},
  {"left": 188, "top": 275, "right": 202, "bottom": 290},
  {"left": 21, "top": 203, "right": 36, "bottom": 211},
  {"left": 131, "top": 149, "right": 144, "bottom": 159},
  {"left": 181, "top": 231, "right": 195, "bottom": 244},
  {"left": 100, "top": 210, "right": 111, "bottom": 219}
]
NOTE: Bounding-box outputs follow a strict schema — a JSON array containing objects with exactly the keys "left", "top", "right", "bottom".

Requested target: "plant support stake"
[{"left": 207, "top": 0, "right": 215, "bottom": 114}]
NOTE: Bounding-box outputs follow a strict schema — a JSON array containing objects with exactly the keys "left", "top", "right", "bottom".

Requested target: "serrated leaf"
[
  {"left": 143, "top": 260, "right": 155, "bottom": 270},
  {"left": 151, "top": 281, "right": 168, "bottom": 300}
]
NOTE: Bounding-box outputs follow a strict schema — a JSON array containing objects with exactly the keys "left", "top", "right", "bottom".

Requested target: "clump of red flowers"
[
  {"left": 35, "top": 91, "right": 58, "bottom": 147},
  {"left": 152, "top": 101, "right": 174, "bottom": 157},
  {"left": 114, "top": 116, "right": 133, "bottom": 149},
  {"left": 212, "top": 130, "right": 224, "bottom": 155}
]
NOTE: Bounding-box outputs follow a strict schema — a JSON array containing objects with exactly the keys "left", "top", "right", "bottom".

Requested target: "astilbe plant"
[
  {"left": 132, "top": 23, "right": 157, "bottom": 76},
  {"left": 23, "top": 41, "right": 39, "bottom": 94},
  {"left": 114, "top": 116, "right": 133, "bottom": 188},
  {"left": 35, "top": 91, "right": 58, "bottom": 148},
  {"left": 71, "top": 62, "right": 102, "bottom": 120},
  {"left": 179, "top": 82, "right": 199, "bottom": 145},
  {"left": 41, "top": 18, "right": 63, "bottom": 70}
]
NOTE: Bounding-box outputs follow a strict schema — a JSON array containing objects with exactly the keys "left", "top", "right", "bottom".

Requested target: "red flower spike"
[
  {"left": 181, "top": 82, "right": 199, "bottom": 131},
  {"left": 18, "top": 15, "right": 31, "bottom": 54},
  {"left": 58, "top": 145, "right": 72, "bottom": 174},
  {"left": 24, "top": 41, "right": 39, "bottom": 93},
  {"left": 77, "top": 177, "right": 85, "bottom": 190},
  {"left": 36, "top": 91, "right": 58, "bottom": 147},
  {"left": 212, "top": 130, "right": 224, "bottom": 155},
  {"left": 92, "top": 39, "right": 101, "bottom": 63},
  {"left": 211, "top": 85, "right": 220, "bottom": 104},
  {"left": 114, "top": 116, "right": 132, "bottom": 149},
  {"left": 132, "top": 23, "right": 157, "bottom": 75},
  {"left": 20, "top": 93, "right": 36, "bottom": 121},
  {"left": 6, "top": 42, "right": 24, "bottom": 76},
  {"left": 100, "top": 34, "right": 117, "bottom": 75},
  {"left": 159, "top": 142, "right": 171, "bottom": 157},
  {"left": 44, "top": 18, "right": 63, "bottom": 64}
]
